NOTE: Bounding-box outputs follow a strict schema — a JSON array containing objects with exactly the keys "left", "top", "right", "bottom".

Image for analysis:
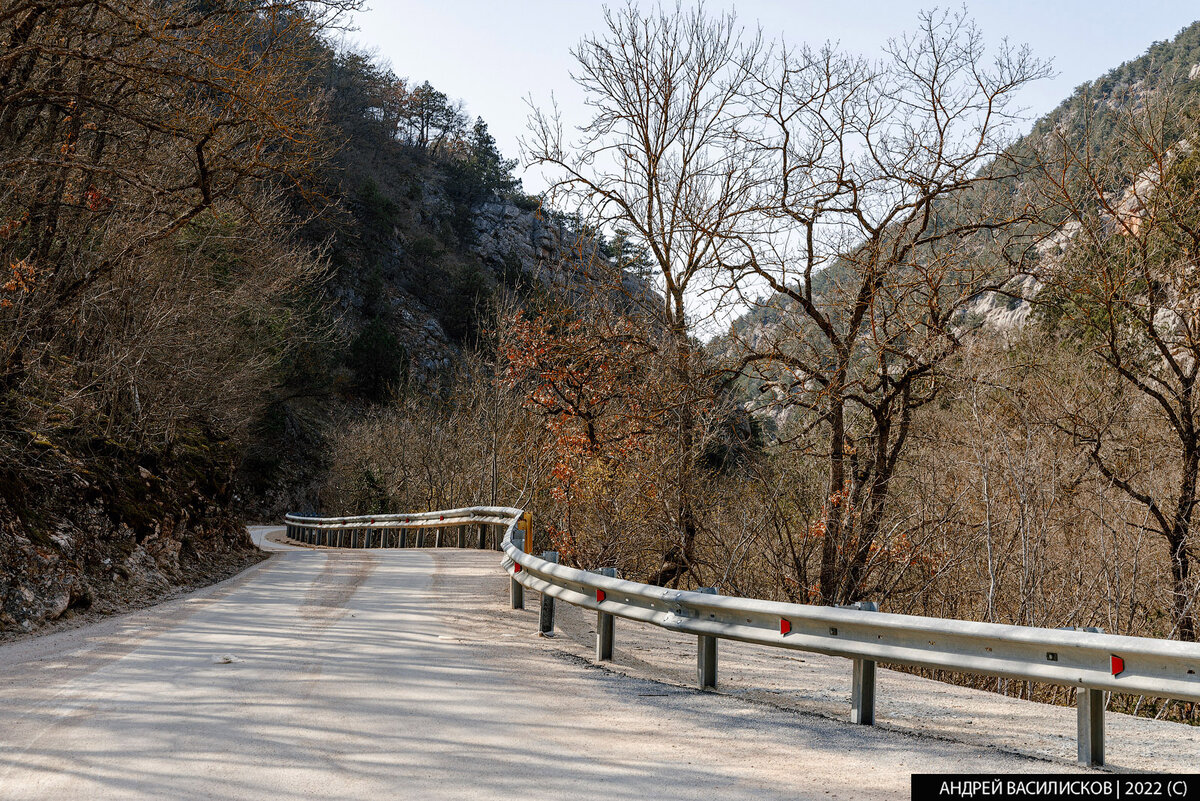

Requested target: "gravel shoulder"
[{"left": 502, "top": 565, "right": 1200, "bottom": 773}]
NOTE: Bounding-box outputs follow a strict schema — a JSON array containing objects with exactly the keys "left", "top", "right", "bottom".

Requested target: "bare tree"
[
  {"left": 523, "top": 2, "right": 764, "bottom": 586},
  {"left": 725, "top": 9, "right": 1049, "bottom": 604},
  {"left": 1029, "top": 80, "right": 1200, "bottom": 640}
]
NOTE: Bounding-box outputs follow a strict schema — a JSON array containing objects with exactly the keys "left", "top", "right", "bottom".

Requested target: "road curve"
[{"left": 0, "top": 528, "right": 1110, "bottom": 800}]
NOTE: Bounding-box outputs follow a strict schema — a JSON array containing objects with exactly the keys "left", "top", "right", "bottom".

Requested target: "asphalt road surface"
[{"left": 0, "top": 528, "right": 1192, "bottom": 800}]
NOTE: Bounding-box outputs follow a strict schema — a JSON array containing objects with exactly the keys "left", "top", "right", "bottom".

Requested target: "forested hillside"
[
  {"left": 0, "top": 0, "right": 654, "bottom": 635},
  {"left": 0, "top": 0, "right": 597, "bottom": 634}
]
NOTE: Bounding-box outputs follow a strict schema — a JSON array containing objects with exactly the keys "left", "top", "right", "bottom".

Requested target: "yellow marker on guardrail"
[{"left": 516, "top": 511, "right": 533, "bottom": 553}]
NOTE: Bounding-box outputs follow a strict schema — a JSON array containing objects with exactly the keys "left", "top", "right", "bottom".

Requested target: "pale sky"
[{"left": 344, "top": 1, "right": 1200, "bottom": 193}]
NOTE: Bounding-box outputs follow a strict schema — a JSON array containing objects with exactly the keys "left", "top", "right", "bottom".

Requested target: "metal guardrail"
[{"left": 282, "top": 507, "right": 1200, "bottom": 768}]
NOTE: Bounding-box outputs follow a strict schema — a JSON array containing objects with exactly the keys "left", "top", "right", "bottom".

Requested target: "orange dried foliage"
[
  {"left": 499, "top": 309, "right": 653, "bottom": 500},
  {"left": 1, "top": 260, "right": 35, "bottom": 308}
]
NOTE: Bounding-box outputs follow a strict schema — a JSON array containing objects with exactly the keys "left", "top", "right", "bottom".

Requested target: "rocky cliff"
[{"left": 1, "top": 444, "right": 262, "bottom": 636}]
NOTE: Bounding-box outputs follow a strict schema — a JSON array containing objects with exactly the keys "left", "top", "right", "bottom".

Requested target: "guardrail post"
[
  {"left": 417, "top": 528, "right": 425, "bottom": 548},
  {"left": 510, "top": 570, "right": 524, "bottom": 610},
  {"left": 539, "top": 551, "right": 558, "bottom": 635},
  {"left": 596, "top": 567, "right": 616, "bottom": 661},
  {"left": 851, "top": 658, "right": 876, "bottom": 725},
  {"left": 510, "top": 528, "right": 526, "bottom": 609},
  {"left": 435, "top": 529, "right": 442, "bottom": 548},
  {"left": 477, "top": 524, "right": 487, "bottom": 549},
  {"left": 696, "top": 587, "right": 718, "bottom": 690},
  {"left": 457, "top": 526, "right": 464, "bottom": 548},
  {"left": 1077, "top": 688, "right": 1105, "bottom": 766},
  {"left": 844, "top": 601, "right": 878, "bottom": 725}
]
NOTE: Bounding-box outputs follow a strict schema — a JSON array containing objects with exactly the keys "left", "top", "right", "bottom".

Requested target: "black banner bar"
[{"left": 913, "top": 774, "right": 1200, "bottom": 800}]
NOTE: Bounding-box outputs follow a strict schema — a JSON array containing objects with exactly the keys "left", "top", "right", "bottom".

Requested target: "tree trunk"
[
  {"left": 841, "top": 415, "right": 894, "bottom": 603},
  {"left": 1170, "top": 436, "right": 1198, "bottom": 642},
  {"left": 819, "top": 391, "right": 847, "bottom": 605},
  {"left": 650, "top": 325, "right": 698, "bottom": 589},
  {"left": 1169, "top": 533, "right": 1196, "bottom": 642}
]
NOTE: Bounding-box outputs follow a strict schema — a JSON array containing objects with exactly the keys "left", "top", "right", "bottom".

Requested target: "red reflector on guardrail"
[
  {"left": 597, "top": 589, "right": 606, "bottom": 602},
  {"left": 514, "top": 564, "right": 522, "bottom": 573},
  {"left": 780, "top": 618, "right": 792, "bottom": 635},
  {"left": 1112, "top": 655, "right": 1125, "bottom": 676}
]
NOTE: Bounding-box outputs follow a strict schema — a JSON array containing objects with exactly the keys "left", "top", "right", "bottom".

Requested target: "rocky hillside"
[
  {"left": 235, "top": 50, "right": 654, "bottom": 523},
  {"left": 1, "top": 449, "right": 262, "bottom": 637},
  {"left": 0, "top": 15, "right": 650, "bottom": 635}
]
